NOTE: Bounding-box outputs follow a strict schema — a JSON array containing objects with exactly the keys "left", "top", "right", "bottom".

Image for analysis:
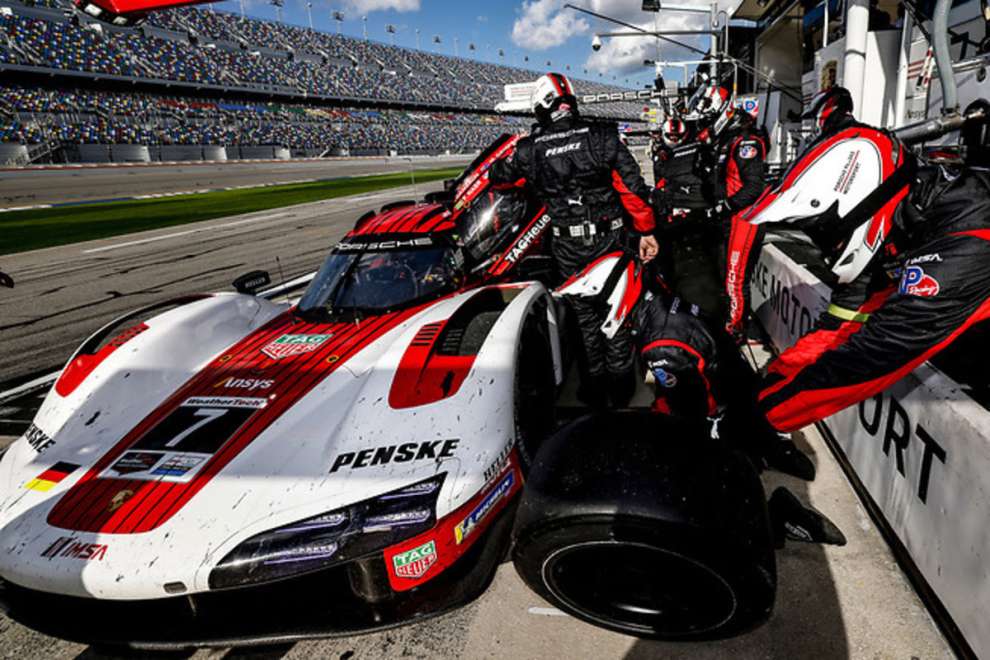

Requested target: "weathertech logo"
[
  {"left": 261, "top": 334, "right": 332, "bottom": 360},
  {"left": 41, "top": 537, "right": 108, "bottom": 561},
  {"left": 392, "top": 540, "right": 437, "bottom": 579}
]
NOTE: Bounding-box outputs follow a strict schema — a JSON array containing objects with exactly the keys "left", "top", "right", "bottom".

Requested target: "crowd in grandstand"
[
  {"left": 0, "top": 0, "right": 645, "bottom": 158},
  {"left": 0, "top": 85, "right": 531, "bottom": 152}
]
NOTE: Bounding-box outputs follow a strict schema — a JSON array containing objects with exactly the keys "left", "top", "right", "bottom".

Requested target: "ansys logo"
[
  {"left": 392, "top": 540, "right": 438, "bottom": 579},
  {"left": 261, "top": 334, "right": 332, "bottom": 360}
]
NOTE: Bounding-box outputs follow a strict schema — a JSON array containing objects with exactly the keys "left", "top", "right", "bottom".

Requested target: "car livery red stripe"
[
  {"left": 348, "top": 204, "right": 453, "bottom": 237},
  {"left": 48, "top": 305, "right": 429, "bottom": 534}
]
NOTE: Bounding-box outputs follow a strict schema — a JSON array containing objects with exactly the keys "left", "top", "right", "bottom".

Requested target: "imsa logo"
[
  {"left": 392, "top": 540, "right": 437, "bottom": 579},
  {"left": 41, "top": 537, "right": 108, "bottom": 562}
]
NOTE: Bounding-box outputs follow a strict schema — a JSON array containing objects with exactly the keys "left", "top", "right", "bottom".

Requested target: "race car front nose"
[{"left": 209, "top": 474, "right": 445, "bottom": 589}]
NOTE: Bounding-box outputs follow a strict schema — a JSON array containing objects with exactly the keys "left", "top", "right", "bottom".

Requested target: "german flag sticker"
[{"left": 25, "top": 462, "right": 79, "bottom": 492}]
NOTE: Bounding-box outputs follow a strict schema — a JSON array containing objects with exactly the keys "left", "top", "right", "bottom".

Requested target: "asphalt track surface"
[
  {"left": 0, "top": 159, "right": 470, "bottom": 385},
  {"left": 0, "top": 156, "right": 469, "bottom": 210},
  {"left": 0, "top": 160, "right": 952, "bottom": 659}
]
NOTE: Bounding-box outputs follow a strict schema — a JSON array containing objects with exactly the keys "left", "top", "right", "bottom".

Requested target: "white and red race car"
[
  {"left": 0, "top": 136, "right": 644, "bottom": 646},
  {"left": 0, "top": 136, "right": 774, "bottom": 648}
]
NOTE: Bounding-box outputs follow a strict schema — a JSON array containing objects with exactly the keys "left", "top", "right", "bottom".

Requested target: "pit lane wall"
[{"left": 750, "top": 241, "right": 990, "bottom": 658}]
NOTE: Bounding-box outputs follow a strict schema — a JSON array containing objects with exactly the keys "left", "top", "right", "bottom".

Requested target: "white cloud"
[
  {"left": 344, "top": 0, "right": 419, "bottom": 13},
  {"left": 511, "top": 0, "right": 590, "bottom": 51},
  {"left": 506, "top": 0, "right": 743, "bottom": 80},
  {"left": 582, "top": 0, "right": 714, "bottom": 77}
]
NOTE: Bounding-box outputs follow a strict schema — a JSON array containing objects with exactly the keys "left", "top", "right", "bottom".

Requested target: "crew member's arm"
[
  {"left": 489, "top": 139, "right": 531, "bottom": 189},
  {"left": 609, "top": 134, "right": 658, "bottom": 261},
  {"left": 759, "top": 235, "right": 990, "bottom": 431},
  {"left": 724, "top": 136, "right": 767, "bottom": 212},
  {"left": 723, "top": 206, "right": 767, "bottom": 337}
]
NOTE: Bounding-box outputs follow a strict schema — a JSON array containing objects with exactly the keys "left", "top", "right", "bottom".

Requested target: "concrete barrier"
[
  {"left": 202, "top": 145, "right": 227, "bottom": 161},
  {"left": 0, "top": 143, "right": 28, "bottom": 166},
  {"left": 159, "top": 145, "right": 208, "bottom": 161},
  {"left": 110, "top": 144, "right": 150, "bottom": 163},
  {"left": 77, "top": 144, "right": 112, "bottom": 163},
  {"left": 752, "top": 241, "right": 990, "bottom": 658},
  {"left": 237, "top": 146, "right": 276, "bottom": 159}
]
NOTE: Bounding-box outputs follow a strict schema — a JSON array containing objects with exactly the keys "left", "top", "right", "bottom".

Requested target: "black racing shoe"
[
  {"left": 768, "top": 487, "right": 846, "bottom": 548},
  {"left": 763, "top": 436, "right": 816, "bottom": 481}
]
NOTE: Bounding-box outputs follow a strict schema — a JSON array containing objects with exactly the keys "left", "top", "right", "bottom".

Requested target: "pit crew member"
[
  {"left": 725, "top": 86, "right": 990, "bottom": 433},
  {"left": 490, "top": 72, "right": 658, "bottom": 407}
]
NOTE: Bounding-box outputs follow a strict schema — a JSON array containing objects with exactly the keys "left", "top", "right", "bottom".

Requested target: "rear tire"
[{"left": 512, "top": 411, "right": 776, "bottom": 640}]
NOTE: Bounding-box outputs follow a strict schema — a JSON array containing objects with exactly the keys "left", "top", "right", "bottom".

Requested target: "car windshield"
[{"left": 298, "top": 243, "right": 461, "bottom": 315}]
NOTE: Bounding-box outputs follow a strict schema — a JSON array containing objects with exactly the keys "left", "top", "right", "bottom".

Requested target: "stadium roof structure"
[{"left": 731, "top": 0, "right": 800, "bottom": 25}]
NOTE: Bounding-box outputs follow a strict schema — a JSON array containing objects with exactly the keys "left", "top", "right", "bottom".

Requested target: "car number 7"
[{"left": 164, "top": 408, "right": 227, "bottom": 448}]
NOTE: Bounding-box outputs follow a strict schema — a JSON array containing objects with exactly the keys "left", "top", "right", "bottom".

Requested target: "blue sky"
[{"left": 207, "top": 0, "right": 736, "bottom": 89}]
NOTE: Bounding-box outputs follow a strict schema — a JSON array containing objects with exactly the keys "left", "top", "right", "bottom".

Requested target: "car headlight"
[{"left": 209, "top": 473, "right": 445, "bottom": 589}]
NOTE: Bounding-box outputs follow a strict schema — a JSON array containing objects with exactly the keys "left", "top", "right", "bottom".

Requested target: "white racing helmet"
[
  {"left": 661, "top": 118, "right": 688, "bottom": 147},
  {"left": 531, "top": 72, "right": 577, "bottom": 123}
]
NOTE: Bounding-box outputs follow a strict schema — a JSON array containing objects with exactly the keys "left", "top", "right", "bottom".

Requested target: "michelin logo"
[{"left": 454, "top": 471, "right": 514, "bottom": 544}]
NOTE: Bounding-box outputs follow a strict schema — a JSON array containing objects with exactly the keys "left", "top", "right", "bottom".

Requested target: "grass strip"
[{"left": 0, "top": 167, "right": 461, "bottom": 255}]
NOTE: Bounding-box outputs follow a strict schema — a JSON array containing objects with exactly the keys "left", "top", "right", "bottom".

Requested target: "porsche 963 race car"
[{"left": 0, "top": 134, "right": 776, "bottom": 648}]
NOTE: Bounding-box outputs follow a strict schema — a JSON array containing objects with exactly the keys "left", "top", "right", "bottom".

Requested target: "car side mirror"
[
  {"left": 232, "top": 270, "right": 271, "bottom": 295},
  {"left": 0, "top": 271, "right": 12, "bottom": 288}
]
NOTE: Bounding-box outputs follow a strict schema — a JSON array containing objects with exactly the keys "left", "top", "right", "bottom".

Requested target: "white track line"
[
  {"left": 82, "top": 211, "right": 292, "bottom": 254},
  {"left": 0, "top": 373, "right": 57, "bottom": 405}
]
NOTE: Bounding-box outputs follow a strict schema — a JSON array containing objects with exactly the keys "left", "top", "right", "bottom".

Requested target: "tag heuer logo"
[
  {"left": 261, "top": 334, "right": 332, "bottom": 360},
  {"left": 392, "top": 540, "right": 437, "bottom": 579}
]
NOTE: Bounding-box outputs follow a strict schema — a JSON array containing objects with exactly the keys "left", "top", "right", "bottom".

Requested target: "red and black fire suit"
[
  {"left": 759, "top": 164, "right": 990, "bottom": 431},
  {"left": 723, "top": 116, "right": 899, "bottom": 336},
  {"left": 650, "top": 135, "right": 673, "bottom": 188},
  {"left": 709, "top": 124, "right": 768, "bottom": 221},
  {"left": 652, "top": 121, "right": 767, "bottom": 321},
  {"left": 490, "top": 115, "right": 655, "bottom": 395},
  {"left": 635, "top": 286, "right": 720, "bottom": 419}
]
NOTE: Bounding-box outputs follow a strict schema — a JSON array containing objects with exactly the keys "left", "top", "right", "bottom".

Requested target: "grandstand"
[{"left": 0, "top": 0, "right": 646, "bottom": 164}]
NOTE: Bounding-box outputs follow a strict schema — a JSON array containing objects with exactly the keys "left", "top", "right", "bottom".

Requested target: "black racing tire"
[
  {"left": 514, "top": 300, "right": 558, "bottom": 473},
  {"left": 512, "top": 411, "right": 776, "bottom": 640}
]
